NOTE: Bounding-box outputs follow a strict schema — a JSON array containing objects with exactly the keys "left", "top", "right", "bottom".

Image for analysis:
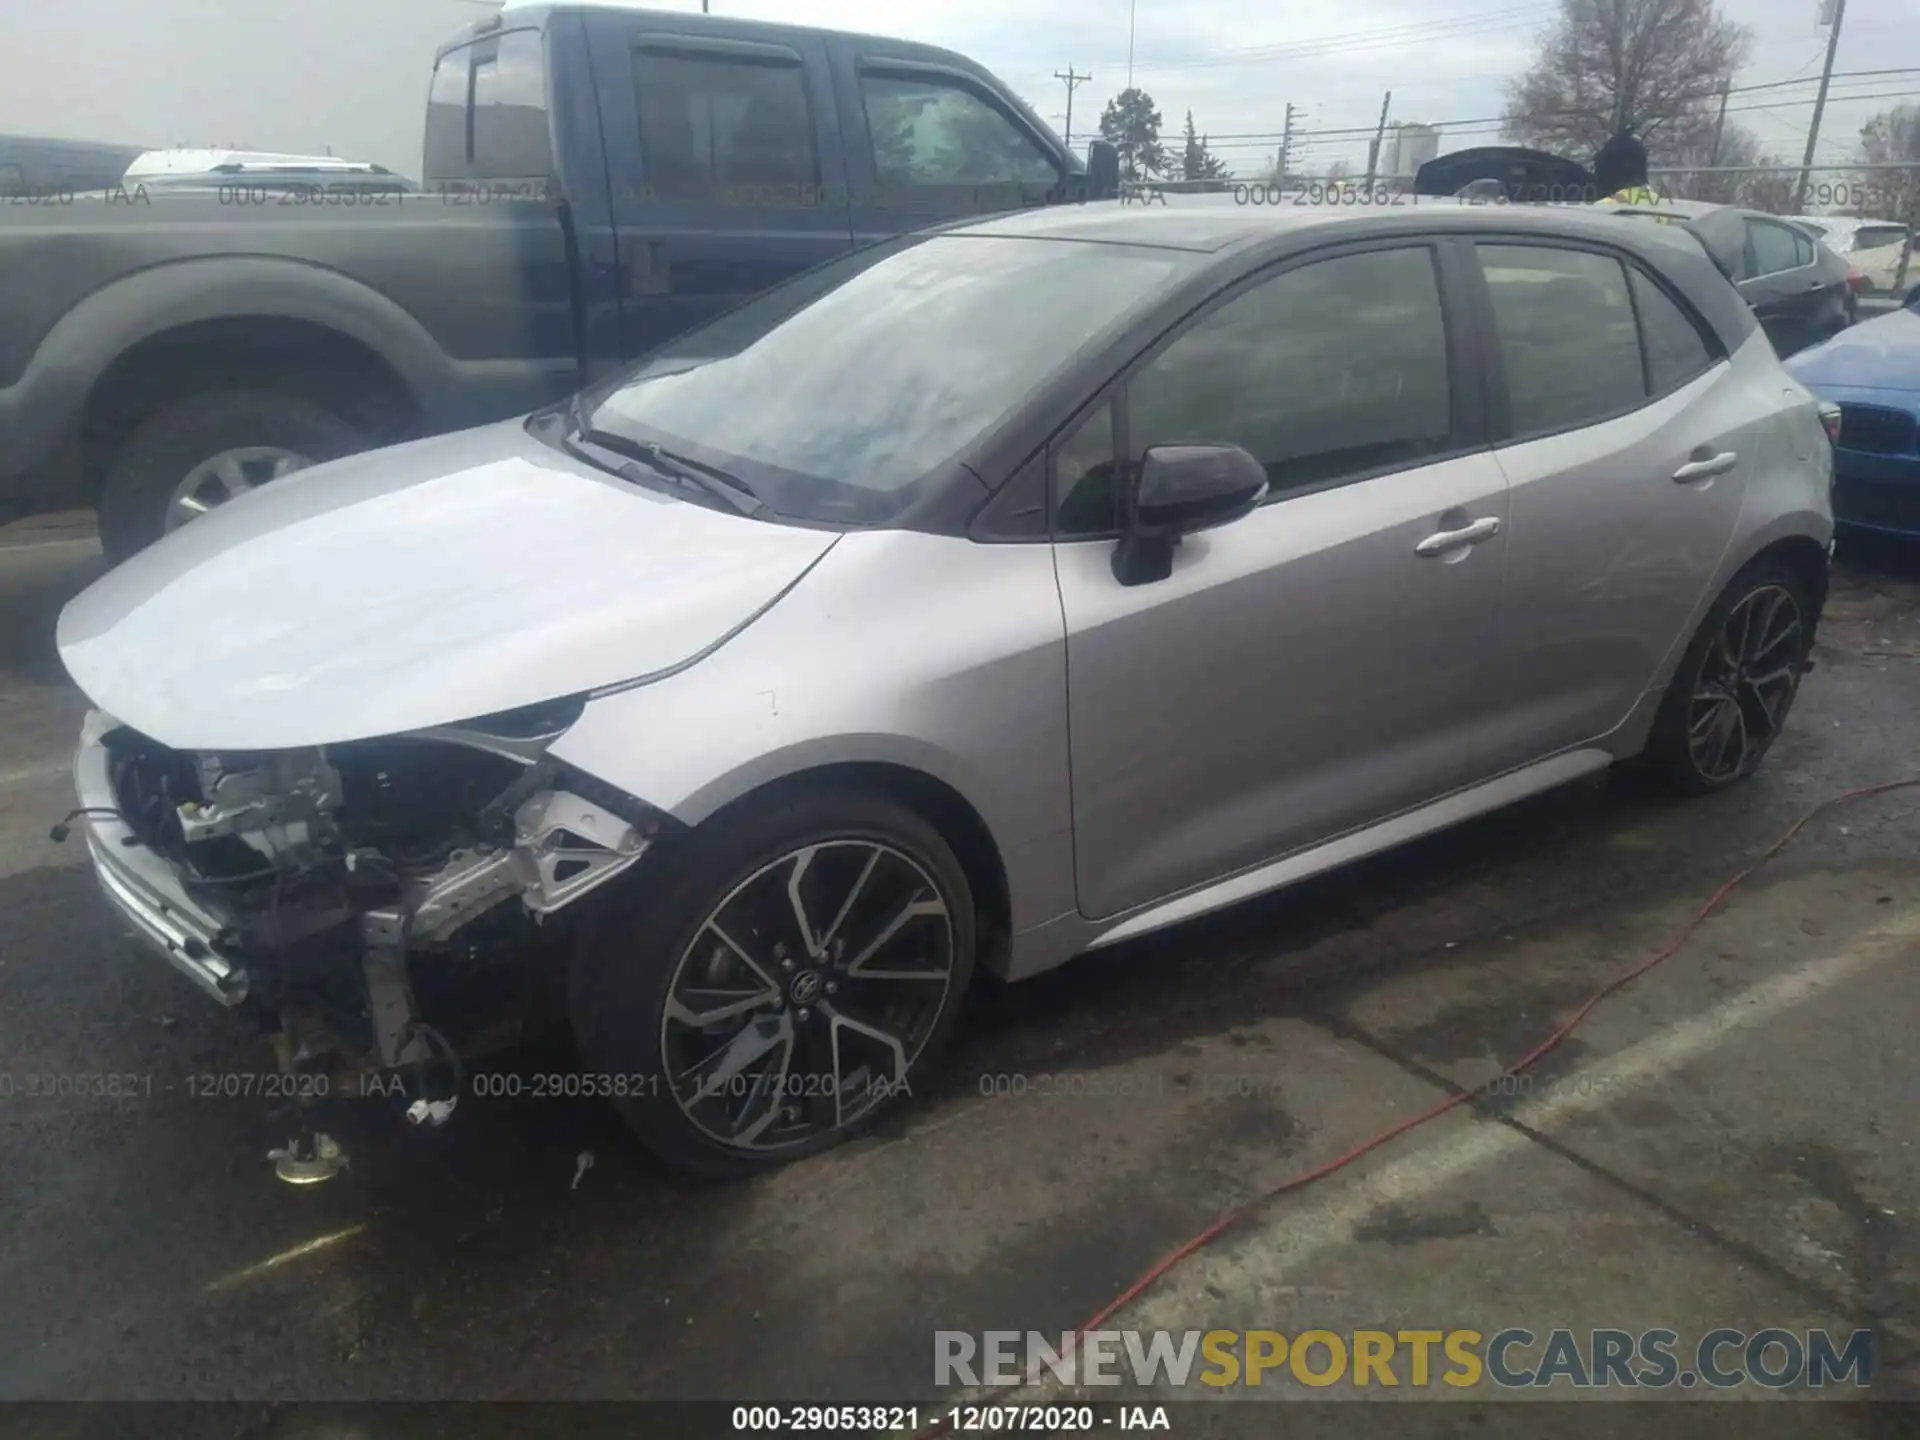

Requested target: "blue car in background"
[{"left": 1786, "top": 292, "right": 1920, "bottom": 537}]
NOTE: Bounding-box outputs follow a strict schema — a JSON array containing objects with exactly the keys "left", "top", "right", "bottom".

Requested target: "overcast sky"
[{"left": 0, "top": 0, "right": 1913, "bottom": 179}]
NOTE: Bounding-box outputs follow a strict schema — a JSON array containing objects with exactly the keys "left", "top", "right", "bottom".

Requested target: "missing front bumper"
[{"left": 73, "top": 711, "right": 655, "bottom": 1044}]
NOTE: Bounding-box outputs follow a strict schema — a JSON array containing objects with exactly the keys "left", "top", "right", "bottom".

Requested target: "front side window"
[
  {"left": 1053, "top": 248, "right": 1452, "bottom": 538},
  {"left": 1136, "top": 247, "right": 1450, "bottom": 487},
  {"left": 1479, "top": 244, "right": 1642, "bottom": 437},
  {"left": 589, "top": 236, "right": 1187, "bottom": 524},
  {"left": 862, "top": 74, "right": 1060, "bottom": 195},
  {"left": 1748, "top": 219, "right": 1805, "bottom": 277},
  {"left": 633, "top": 50, "right": 817, "bottom": 197}
]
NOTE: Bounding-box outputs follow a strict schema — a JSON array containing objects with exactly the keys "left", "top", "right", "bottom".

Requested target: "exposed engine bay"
[{"left": 79, "top": 697, "right": 664, "bottom": 1133}]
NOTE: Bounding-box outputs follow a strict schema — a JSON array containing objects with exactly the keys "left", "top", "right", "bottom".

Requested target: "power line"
[
  {"left": 1077, "top": 3, "right": 1556, "bottom": 76},
  {"left": 1191, "top": 70, "right": 1920, "bottom": 145}
]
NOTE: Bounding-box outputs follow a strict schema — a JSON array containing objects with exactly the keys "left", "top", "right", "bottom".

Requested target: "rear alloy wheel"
[
  {"left": 1642, "top": 561, "right": 1812, "bottom": 794},
  {"left": 572, "top": 791, "right": 976, "bottom": 1175}
]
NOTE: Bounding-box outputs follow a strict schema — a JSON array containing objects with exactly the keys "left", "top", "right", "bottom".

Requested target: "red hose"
[{"left": 928, "top": 775, "right": 1920, "bottom": 1424}]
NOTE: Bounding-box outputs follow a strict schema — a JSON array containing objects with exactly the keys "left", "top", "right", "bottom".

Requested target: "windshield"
[{"left": 585, "top": 235, "right": 1188, "bottom": 525}]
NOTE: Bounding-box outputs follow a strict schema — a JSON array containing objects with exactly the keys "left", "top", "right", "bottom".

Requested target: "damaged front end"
[{"left": 71, "top": 698, "right": 664, "bottom": 1129}]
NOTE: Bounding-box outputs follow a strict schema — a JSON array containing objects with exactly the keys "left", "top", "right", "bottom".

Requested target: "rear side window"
[
  {"left": 1479, "top": 245, "right": 1643, "bottom": 438},
  {"left": 633, "top": 50, "right": 818, "bottom": 198},
  {"left": 1747, "top": 219, "right": 1803, "bottom": 277},
  {"left": 1629, "top": 268, "right": 1714, "bottom": 395},
  {"left": 1792, "top": 229, "right": 1816, "bottom": 268},
  {"left": 424, "top": 31, "right": 553, "bottom": 183}
]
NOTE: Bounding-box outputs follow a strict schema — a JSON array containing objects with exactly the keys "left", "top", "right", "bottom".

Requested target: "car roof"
[{"left": 943, "top": 192, "right": 1726, "bottom": 256}]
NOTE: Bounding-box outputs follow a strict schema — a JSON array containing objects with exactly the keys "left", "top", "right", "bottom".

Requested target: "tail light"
[
  {"left": 1847, "top": 268, "right": 1864, "bottom": 295},
  {"left": 1818, "top": 401, "right": 1843, "bottom": 446}
]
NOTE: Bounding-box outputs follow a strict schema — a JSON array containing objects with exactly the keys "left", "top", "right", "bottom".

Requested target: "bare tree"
[
  {"left": 1662, "top": 124, "right": 1793, "bottom": 210},
  {"left": 1502, "top": 0, "right": 1750, "bottom": 166},
  {"left": 1860, "top": 105, "right": 1920, "bottom": 166},
  {"left": 1856, "top": 105, "right": 1920, "bottom": 232}
]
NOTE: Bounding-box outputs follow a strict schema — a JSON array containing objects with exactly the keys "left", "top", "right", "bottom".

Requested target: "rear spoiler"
[{"left": 1415, "top": 146, "right": 1746, "bottom": 286}]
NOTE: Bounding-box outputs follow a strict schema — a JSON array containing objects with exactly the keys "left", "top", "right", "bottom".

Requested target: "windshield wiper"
[{"left": 561, "top": 396, "right": 764, "bottom": 517}]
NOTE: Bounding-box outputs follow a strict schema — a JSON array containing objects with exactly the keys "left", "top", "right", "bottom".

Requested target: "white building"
[{"left": 1385, "top": 123, "right": 1441, "bottom": 180}]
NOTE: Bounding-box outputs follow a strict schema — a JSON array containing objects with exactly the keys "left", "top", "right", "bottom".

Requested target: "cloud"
[{"left": 0, "top": 0, "right": 1909, "bottom": 179}]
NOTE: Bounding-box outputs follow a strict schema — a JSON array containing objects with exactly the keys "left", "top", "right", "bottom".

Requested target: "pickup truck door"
[
  {"left": 826, "top": 39, "right": 1069, "bottom": 246},
  {"left": 582, "top": 14, "right": 857, "bottom": 362}
]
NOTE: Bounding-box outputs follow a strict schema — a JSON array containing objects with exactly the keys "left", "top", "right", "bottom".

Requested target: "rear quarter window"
[{"left": 424, "top": 30, "right": 554, "bottom": 184}]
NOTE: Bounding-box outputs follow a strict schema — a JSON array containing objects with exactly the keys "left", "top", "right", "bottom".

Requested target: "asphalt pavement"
[{"left": 1, "top": 512, "right": 1918, "bottom": 1432}]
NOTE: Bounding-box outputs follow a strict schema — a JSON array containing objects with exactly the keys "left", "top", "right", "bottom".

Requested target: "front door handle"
[
  {"left": 1414, "top": 516, "right": 1501, "bottom": 556},
  {"left": 1673, "top": 450, "right": 1738, "bottom": 482}
]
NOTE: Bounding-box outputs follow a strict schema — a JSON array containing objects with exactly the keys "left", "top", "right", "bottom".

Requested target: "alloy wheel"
[
  {"left": 1687, "top": 583, "right": 1804, "bottom": 784},
  {"left": 660, "top": 840, "right": 957, "bottom": 1152},
  {"left": 166, "top": 446, "right": 314, "bottom": 530}
]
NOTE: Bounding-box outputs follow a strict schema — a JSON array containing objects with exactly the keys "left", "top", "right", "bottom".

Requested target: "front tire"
[
  {"left": 1640, "top": 559, "right": 1813, "bottom": 795},
  {"left": 570, "top": 789, "right": 976, "bottom": 1177}
]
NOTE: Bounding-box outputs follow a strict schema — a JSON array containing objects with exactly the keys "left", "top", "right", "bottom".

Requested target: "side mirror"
[
  {"left": 1087, "top": 140, "right": 1121, "bottom": 201},
  {"left": 1112, "top": 443, "right": 1268, "bottom": 586}
]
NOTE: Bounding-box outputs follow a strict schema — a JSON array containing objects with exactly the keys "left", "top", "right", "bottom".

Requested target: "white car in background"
[{"left": 1789, "top": 216, "right": 1913, "bottom": 298}]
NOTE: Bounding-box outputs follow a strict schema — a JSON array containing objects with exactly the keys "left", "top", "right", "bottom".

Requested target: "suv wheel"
[
  {"left": 1641, "top": 559, "right": 1813, "bottom": 794},
  {"left": 570, "top": 789, "right": 976, "bottom": 1176}
]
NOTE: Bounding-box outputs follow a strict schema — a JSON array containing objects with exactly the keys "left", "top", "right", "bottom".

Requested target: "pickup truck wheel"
[
  {"left": 98, "top": 390, "right": 364, "bottom": 561},
  {"left": 570, "top": 789, "right": 976, "bottom": 1177}
]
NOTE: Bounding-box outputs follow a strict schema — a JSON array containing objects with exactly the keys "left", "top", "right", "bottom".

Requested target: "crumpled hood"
[{"left": 57, "top": 419, "right": 840, "bottom": 750}]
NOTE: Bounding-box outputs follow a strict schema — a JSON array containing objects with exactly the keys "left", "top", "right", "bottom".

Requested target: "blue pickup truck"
[{"left": 0, "top": 2, "right": 1118, "bottom": 557}]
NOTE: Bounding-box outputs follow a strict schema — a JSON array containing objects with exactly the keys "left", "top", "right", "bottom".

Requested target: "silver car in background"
[{"left": 57, "top": 198, "right": 1834, "bottom": 1175}]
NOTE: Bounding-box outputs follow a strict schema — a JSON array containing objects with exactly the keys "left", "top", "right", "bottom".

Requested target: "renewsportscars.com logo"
[{"left": 935, "top": 1327, "right": 1875, "bottom": 1391}]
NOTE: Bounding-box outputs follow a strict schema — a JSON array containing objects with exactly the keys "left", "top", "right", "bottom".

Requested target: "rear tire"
[
  {"left": 98, "top": 389, "right": 364, "bottom": 562},
  {"left": 570, "top": 788, "right": 976, "bottom": 1177},
  {"left": 1639, "top": 558, "right": 1814, "bottom": 795}
]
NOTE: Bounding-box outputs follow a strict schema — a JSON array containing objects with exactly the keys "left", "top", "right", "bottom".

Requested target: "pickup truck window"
[
  {"left": 861, "top": 74, "right": 1060, "bottom": 193},
  {"left": 426, "top": 30, "right": 553, "bottom": 183},
  {"left": 587, "top": 235, "right": 1185, "bottom": 524},
  {"left": 633, "top": 50, "right": 818, "bottom": 198}
]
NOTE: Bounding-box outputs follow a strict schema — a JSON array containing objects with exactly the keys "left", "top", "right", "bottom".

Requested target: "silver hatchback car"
[{"left": 58, "top": 199, "right": 1834, "bottom": 1174}]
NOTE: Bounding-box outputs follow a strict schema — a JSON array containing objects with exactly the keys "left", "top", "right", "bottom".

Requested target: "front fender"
[{"left": 547, "top": 531, "right": 1078, "bottom": 935}]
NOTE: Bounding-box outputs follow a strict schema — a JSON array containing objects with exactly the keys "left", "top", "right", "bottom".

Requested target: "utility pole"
[
  {"left": 1794, "top": 0, "right": 1847, "bottom": 213},
  {"left": 1055, "top": 68, "right": 1091, "bottom": 147},
  {"left": 1365, "top": 91, "right": 1391, "bottom": 189},
  {"left": 1277, "top": 104, "right": 1296, "bottom": 189},
  {"left": 1126, "top": 0, "right": 1138, "bottom": 92}
]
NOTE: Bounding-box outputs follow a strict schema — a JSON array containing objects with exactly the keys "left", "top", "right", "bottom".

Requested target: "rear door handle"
[
  {"left": 1673, "top": 450, "right": 1738, "bottom": 482},
  {"left": 1414, "top": 516, "right": 1501, "bottom": 556}
]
